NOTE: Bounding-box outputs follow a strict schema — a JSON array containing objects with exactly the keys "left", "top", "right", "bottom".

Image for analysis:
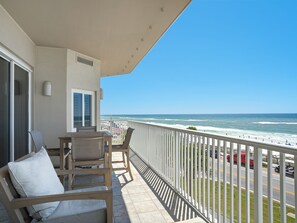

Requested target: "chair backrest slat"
[
  {"left": 29, "top": 131, "right": 45, "bottom": 152},
  {"left": 122, "top": 128, "right": 134, "bottom": 149},
  {"left": 71, "top": 134, "right": 104, "bottom": 161},
  {"left": 76, "top": 126, "right": 96, "bottom": 132}
]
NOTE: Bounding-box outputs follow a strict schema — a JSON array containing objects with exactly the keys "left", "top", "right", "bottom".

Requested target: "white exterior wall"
[
  {"left": 66, "top": 50, "right": 101, "bottom": 132},
  {"left": 0, "top": 5, "right": 35, "bottom": 67},
  {"left": 34, "top": 48, "right": 101, "bottom": 147},
  {"left": 34, "top": 47, "right": 67, "bottom": 147}
]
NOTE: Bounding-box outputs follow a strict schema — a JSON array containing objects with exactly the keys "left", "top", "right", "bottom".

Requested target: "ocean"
[{"left": 101, "top": 114, "right": 297, "bottom": 147}]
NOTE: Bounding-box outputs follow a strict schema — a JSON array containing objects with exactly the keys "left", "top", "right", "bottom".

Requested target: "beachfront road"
[{"left": 211, "top": 158, "right": 295, "bottom": 206}]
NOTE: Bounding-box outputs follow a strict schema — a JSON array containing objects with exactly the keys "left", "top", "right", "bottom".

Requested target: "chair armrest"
[
  {"left": 47, "top": 148, "right": 71, "bottom": 156},
  {"left": 11, "top": 189, "right": 112, "bottom": 209}
]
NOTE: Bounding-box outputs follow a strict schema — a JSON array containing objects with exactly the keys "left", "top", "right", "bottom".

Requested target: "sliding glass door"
[{"left": 0, "top": 53, "right": 30, "bottom": 167}]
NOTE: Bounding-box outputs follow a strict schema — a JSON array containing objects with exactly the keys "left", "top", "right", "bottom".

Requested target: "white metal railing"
[{"left": 128, "top": 120, "right": 297, "bottom": 223}]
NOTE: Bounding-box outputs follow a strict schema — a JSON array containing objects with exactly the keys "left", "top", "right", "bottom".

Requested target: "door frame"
[{"left": 0, "top": 45, "right": 32, "bottom": 161}]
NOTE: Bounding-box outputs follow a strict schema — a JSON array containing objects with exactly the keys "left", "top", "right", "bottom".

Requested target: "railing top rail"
[
  {"left": 128, "top": 120, "right": 297, "bottom": 155},
  {"left": 100, "top": 119, "right": 128, "bottom": 122}
]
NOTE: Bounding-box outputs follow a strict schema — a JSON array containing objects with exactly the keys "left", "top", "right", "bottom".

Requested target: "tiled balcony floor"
[
  {"left": 113, "top": 150, "right": 205, "bottom": 223},
  {"left": 112, "top": 153, "right": 174, "bottom": 223},
  {"left": 0, "top": 151, "right": 205, "bottom": 223}
]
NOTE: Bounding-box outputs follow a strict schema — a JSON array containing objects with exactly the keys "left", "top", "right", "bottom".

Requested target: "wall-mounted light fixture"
[
  {"left": 100, "top": 88, "right": 103, "bottom": 100},
  {"left": 43, "top": 81, "right": 52, "bottom": 96}
]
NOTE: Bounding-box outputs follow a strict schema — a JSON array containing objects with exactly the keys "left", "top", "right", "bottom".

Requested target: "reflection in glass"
[
  {"left": 0, "top": 58, "right": 10, "bottom": 167},
  {"left": 14, "top": 65, "right": 28, "bottom": 160},
  {"left": 73, "top": 93, "right": 83, "bottom": 128},
  {"left": 84, "top": 94, "right": 91, "bottom": 127}
]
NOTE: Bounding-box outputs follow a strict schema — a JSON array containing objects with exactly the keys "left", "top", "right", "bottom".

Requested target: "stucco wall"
[
  {"left": 34, "top": 47, "right": 67, "bottom": 147},
  {"left": 66, "top": 50, "right": 101, "bottom": 131},
  {"left": 0, "top": 5, "right": 35, "bottom": 67},
  {"left": 34, "top": 47, "right": 101, "bottom": 147}
]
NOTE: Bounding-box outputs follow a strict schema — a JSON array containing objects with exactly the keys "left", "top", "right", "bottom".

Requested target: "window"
[{"left": 72, "top": 90, "right": 95, "bottom": 131}]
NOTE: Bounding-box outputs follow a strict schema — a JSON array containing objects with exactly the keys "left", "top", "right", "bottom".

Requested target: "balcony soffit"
[{"left": 0, "top": 0, "right": 191, "bottom": 77}]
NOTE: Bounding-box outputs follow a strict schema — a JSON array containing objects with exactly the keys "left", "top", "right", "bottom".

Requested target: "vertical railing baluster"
[
  {"left": 294, "top": 155, "right": 297, "bottom": 223},
  {"left": 223, "top": 140, "right": 227, "bottom": 223},
  {"left": 187, "top": 133, "right": 190, "bottom": 200},
  {"left": 280, "top": 152, "right": 286, "bottom": 223},
  {"left": 217, "top": 139, "right": 221, "bottom": 223},
  {"left": 191, "top": 134, "right": 194, "bottom": 204},
  {"left": 254, "top": 147, "right": 263, "bottom": 223},
  {"left": 179, "top": 132, "right": 185, "bottom": 195},
  {"left": 182, "top": 132, "right": 186, "bottom": 196},
  {"left": 166, "top": 130, "right": 168, "bottom": 181},
  {"left": 230, "top": 142, "right": 234, "bottom": 223},
  {"left": 175, "top": 131, "right": 180, "bottom": 191},
  {"left": 194, "top": 135, "right": 197, "bottom": 208},
  {"left": 145, "top": 126, "right": 152, "bottom": 166},
  {"left": 170, "top": 131, "right": 173, "bottom": 184},
  {"left": 165, "top": 131, "right": 167, "bottom": 179},
  {"left": 207, "top": 137, "right": 210, "bottom": 220},
  {"left": 246, "top": 145, "right": 250, "bottom": 223},
  {"left": 212, "top": 138, "right": 215, "bottom": 222},
  {"left": 267, "top": 150, "right": 273, "bottom": 223},
  {"left": 202, "top": 136, "right": 206, "bottom": 215},
  {"left": 237, "top": 143, "right": 242, "bottom": 223},
  {"left": 198, "top": 135, "right": 201, "bottom": 211}
]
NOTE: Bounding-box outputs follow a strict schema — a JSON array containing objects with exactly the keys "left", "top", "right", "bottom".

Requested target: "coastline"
[{"left": 101, "top": 113, "right": 297, "bottom": 148}]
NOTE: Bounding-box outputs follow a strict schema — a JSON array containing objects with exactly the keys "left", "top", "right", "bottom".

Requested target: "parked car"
[
  {"left": 205, "top": 149, "right": 223, "bottom": 159},
  {"left": 227, "top": 152, "right": 254, "bottom": 169},
  {"left": 209, "top": 149, "right": 218, "bottom": 159},
  {"left": 274, "top": 161, "right": 295, "bottom": 178}
]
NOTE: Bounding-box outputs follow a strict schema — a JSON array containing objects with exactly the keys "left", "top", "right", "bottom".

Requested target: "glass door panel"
[
  {"left": 14, "top": 65, "right": 29, "bottom": 160},
  {"left": 84, "top": 94, "right": 92, "bottom": 127},
  {"left": 0, "top": 57, "right": 10, "bottom": 167},
  {"left": 73, "top": 93, "right": 83, "bottom": 128}
]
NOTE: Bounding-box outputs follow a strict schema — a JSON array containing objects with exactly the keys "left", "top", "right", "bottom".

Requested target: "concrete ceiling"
[{"left": 0, "top": 0, "right": 191, "bottom": 77}]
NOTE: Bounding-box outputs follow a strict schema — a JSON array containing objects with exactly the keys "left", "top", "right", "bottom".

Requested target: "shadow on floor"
[{"left": 129, "top": 150, "right": 205, "bottom": 222}]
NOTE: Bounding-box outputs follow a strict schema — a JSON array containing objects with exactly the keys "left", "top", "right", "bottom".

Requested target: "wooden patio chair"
[
  {"left": 112, "top": 127, "right": 134, "bottom": 179},
  {"left": 29, "top": 130, "right": 71, "bottom": 169},
  {"left": 76, "top": 126, "right": 97, "bottom": 132},
  {"left": 0, "top": 150, "right": 113, "bottom": 223},
  {"left": 70, "top": 133, "right": 109, "bottom": 188}
]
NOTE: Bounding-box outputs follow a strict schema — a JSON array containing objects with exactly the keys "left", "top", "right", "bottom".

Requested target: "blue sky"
[{"left": 101, "top": 0, "right": 297, "bottom": 115}]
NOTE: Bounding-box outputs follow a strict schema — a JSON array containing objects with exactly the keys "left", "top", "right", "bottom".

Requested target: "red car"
[{"left": 227, "top": 152, "right": 254, "bottom": 169}]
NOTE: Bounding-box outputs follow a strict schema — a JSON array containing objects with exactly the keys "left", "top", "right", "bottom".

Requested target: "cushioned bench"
[{"left": 0, "top": 148, "right": 112, "bottom": 223}]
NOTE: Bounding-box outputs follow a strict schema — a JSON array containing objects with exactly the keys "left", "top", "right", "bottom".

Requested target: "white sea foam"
[
  {"left": 146, "top": 122, "right": 297, "bottom": 147},
  {"left": 254, "top": 122, "right": 297, "bottom": 125}
]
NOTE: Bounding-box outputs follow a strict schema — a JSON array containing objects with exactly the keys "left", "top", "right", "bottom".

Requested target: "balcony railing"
[{"left": 102, "top": 119, "right": 297, "bottom": 223}]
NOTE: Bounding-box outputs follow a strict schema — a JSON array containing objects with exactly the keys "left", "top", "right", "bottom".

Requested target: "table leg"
[{"left": 59, "top": 140, "right": 65, "bottom": 184}]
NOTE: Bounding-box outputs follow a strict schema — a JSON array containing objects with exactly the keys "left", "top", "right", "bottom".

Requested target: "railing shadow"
[{"left": 129, "top": 150, "right": 205, "bottom": 222}]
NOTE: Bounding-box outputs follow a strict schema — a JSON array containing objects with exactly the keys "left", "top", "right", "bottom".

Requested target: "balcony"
[
  {"left": 0, "top": 141, "right": 205, "bottom": 223},
  {"left": 1, "top": 120, "right": 296, "bottom": 223}
]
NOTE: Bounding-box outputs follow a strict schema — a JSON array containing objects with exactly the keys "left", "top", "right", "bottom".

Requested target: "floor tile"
[{"left": 138, "top": 211, "right": 167, "bottom": 223}]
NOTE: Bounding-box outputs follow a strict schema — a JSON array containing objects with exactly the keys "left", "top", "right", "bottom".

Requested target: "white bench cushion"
[
  {"left": 42, "top": 187, "right": 107, "bottom": 223},
  {"left": 8, "top": 147, "right": 64, "bottom": 220}
]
